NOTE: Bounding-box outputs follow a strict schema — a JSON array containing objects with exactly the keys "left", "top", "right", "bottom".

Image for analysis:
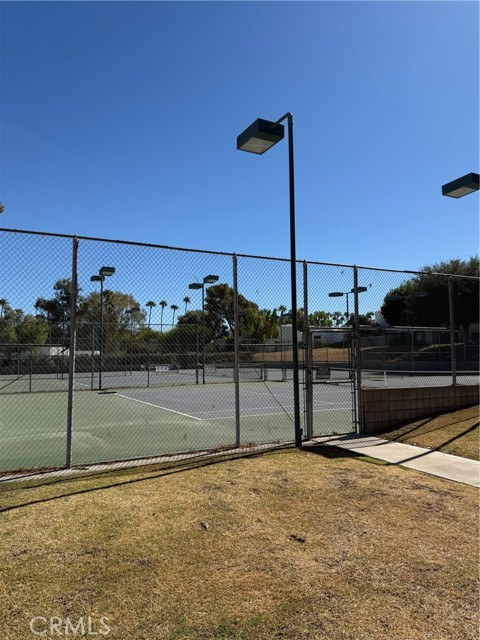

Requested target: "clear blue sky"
[{"left": 1, "top": 0, "right": 479, "bottom": 276}]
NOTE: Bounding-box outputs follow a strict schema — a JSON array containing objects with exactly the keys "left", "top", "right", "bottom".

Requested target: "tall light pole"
[
  {"left": 439, "top": 176, "right": 477, "bottom": 382},
  {"left": 90, "top": 266, "right": 115, "bottom": 390},
  {"left": 237, "top": 113, "right": 302, "bottom": 447},
  {"left": 189, "top": 275, "right": 219, "bottom": 384}
]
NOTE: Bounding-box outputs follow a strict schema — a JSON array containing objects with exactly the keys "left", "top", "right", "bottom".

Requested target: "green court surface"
[{"left": 0, "top": 382, "right": 353, "bottom": 472}]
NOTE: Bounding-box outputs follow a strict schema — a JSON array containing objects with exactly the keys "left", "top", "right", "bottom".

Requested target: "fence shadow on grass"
[{"left": 0, "top": 446, "right": 294, "bottom": 514}]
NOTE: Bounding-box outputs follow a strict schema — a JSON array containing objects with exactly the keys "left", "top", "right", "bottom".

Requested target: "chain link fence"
[{"left": 1, "top": 228, "right": 478, "bottom": 474}]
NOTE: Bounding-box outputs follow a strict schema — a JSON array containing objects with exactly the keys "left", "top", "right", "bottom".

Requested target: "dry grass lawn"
[
  {"left": 0, "top": 448, "right": 478, "bottom": 640},
  {"left": 379, "top": 406, "right": 479, "bottom": 461}
]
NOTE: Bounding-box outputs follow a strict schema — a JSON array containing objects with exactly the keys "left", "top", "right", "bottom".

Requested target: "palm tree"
[
  {"left": 146, "top": 301, "right": 156, "bottom": 329},
  {"left": 159, "top": 300, "right": 167, "bottom": 332},
  {"left": 170, "top": 304, "right": 179, "bottom": 327},
  {"left": 183, "top": 296, "right": 191, "bottom": 315},
  {"left": 278, "top": 305, "right": 287, "bottom": 324}
]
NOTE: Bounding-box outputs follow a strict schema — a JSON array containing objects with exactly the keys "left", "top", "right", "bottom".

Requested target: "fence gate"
[{"left": 304, "top": 328, "right": 357, "bottom": 438}]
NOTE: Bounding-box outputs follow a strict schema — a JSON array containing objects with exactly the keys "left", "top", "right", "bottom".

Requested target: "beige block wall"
[{"left": 362, "top": 385, "right": 479, "bottom": 433}]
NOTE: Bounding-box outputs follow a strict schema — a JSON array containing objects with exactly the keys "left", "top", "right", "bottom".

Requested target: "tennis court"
[
  {"left": 0, "top": 378, "right": 353, "bottom": 472},
  {"left": 0, "top": 364, "right": 274, "bottom": 394}
]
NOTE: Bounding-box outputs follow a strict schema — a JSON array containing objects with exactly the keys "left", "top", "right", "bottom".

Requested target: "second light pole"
[
  {"left": 189, "top": 275, "right": 219, "bottom": 384},
  {"left": 90, "top": 266, "right": 115, "bottom": 390},
  {"left": 328, "top": 287, "right": 368, "bottom": 322}
]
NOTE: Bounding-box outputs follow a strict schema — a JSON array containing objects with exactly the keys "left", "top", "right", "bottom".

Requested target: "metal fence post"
[
  {"left": 233, "top": 254, "right": 240, "bottom": 447},
  {"left": 303, "top": 261, "right": 313, "bottom": 440},
  {"left": 65, "top": 237, "right": 79, "bottom": 468},
  {"left": 448, "top": 277, "right": 457, "bottom": 385},
  {"left": 353, "top": 266, "right": 364, "bottom": 433}
]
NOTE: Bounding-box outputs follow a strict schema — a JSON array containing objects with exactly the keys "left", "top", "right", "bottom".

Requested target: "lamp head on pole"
[
  {"left": 203, "top": 275, "right": 219, "bottom": 284},
  {"left": 99, "top": 266, "right": 115, "bottom": 277},
  {"left": 442, "top": 173, "right": 479, "bottom": 198},
  {"left": 237, "top": 118, "right": 285, "bottom": 155},
  {"left": 351, "top": 287, "right": 368, "bottom": 293}
]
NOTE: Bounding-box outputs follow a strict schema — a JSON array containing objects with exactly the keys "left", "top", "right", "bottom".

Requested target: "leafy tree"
[
  {"left": 259, "top": 309, "right": 280, "bottom": 340},
  {"left": 16, "top": 315, "right": 49, "bottom": 346},
  {"left": 77, "top": 290, "right": 144, "bottom": 352},
  {"left": 0, "top": 304, "right": 49, "bottom": 362},
  {"left": 309, "top": 310, "right": 333, "bottom": 327},
  {"left": 0, "top": 316, "right": 16, "bottom": 347},
  {"left": 177, "top": 310, "right": 204, "bottom": 325},
  {"left": 205, "top": 283, "right": 271, "bottom": 341},
  {"left": 380, "top": 257, "right": 479, "bottom": 330}
]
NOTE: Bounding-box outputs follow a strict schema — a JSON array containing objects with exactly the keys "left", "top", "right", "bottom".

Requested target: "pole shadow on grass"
[
  {"left": 384, "top": 412, "right": 479, "bottom": 442},
  {"left": 302, "top": 442, "right": 387, "bottom": 464},
  {"left": 379, "top": 422, "right": 479, "bottom": 466}
]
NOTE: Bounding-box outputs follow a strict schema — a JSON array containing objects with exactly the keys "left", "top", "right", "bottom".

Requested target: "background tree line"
[{"left": 1, "top": 258, "right": 478, "bottom": 358}]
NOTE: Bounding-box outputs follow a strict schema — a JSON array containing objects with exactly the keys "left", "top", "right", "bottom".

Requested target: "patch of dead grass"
[
  {"left": 378, "top": 405, "right": 479, "bottom": 460},
  {"left": 0, "top": 449, "right": 478, "bottom": 639}
]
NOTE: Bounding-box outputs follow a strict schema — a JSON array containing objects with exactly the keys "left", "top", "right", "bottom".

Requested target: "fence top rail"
[{"left": 1, "top": 227, "right": 479, "bottom": 280}]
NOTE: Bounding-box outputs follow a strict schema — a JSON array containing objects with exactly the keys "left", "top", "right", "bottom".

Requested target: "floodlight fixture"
[
  {"left": 99, "top": 266, "right": 116, "bottom": 277},
  {"left": 442, "top": 173, "right": 479, "bottom": 198},
  {"left": 90, "top": 275, "right": 103, "bottom": 282},
  {"left": 351, "top": 286, "right": 368, "bottom": 293},
  {"left": 189, "top": 283, "right": 203, "bottom": 290},
  {"left": 237, "top": 118, "right": 285, "bottom": 155},
  {"left": 328, "top": 292, "right": 344, "bottom": 298},
  {"left": 203, "top": 275, "right": 219, "bottom": 284}
]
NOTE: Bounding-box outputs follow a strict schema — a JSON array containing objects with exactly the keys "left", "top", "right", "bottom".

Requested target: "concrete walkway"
[{"left": 309, "top": 434, "right": 480, "bottom": 487}]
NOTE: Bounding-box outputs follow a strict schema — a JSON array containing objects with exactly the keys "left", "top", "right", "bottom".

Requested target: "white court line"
[
  {"left": 74, "top": 380, "right": 91, "bottom": 388},
  {"left": 115, "top": 393, "right": 203, "bottom": 421},
  {"left": 191, "top": 401, "right": 347, "bottom": 416},
  {"left": 207, "top": 406, "right": 351, "bottom": 421}
]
